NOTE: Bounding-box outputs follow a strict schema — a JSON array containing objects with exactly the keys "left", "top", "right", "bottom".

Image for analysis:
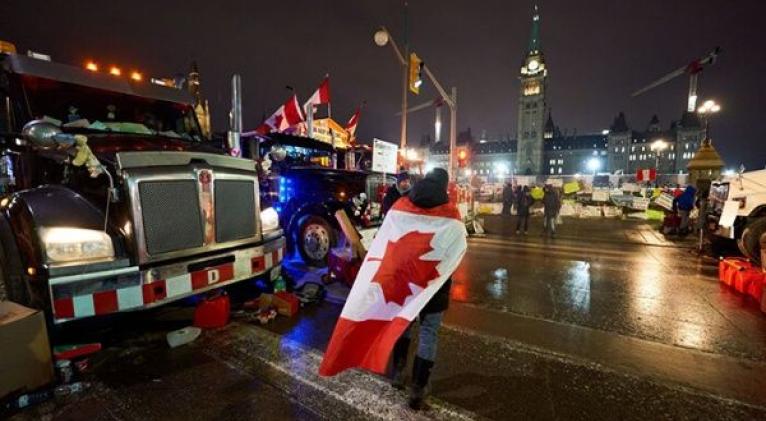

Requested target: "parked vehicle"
[
  {"left": 709, "top": 169, "right": 766, "bottom": 263},
  {"left": 249, "top": 133, "right": 392, "bottom": 266},
  {"left": 0, "top": 42, "right": 285, "bottom": 324}
]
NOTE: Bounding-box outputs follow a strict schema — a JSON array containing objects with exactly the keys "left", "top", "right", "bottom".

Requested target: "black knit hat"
[{"left": 426, "top": 168, "right": 449, "bottom": 191}]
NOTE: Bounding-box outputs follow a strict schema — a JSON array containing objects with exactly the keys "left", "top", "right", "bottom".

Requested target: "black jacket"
[
  {"left": 381, "top": 185, "right": 403, "bottom": 216},
  {"left": 543, "top": 190, "right": 560, "bottom": 216},
  {"left": 408, "top": 172, "right": 452, "bottom": 314}
]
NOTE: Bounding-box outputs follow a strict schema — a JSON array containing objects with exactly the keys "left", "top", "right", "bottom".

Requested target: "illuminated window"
[
  {"left": 558, "top": 159, "right": 563, "bottom": 164},
  {"left": 558, "top": 167, "right": 563, "bottom": 174},
  {"left": 550, "top": 167, "right": 554, "bottom": 174},
  {"left": 621, "top": 146, "right": 626, "bottom": 153},
  {"left": 641, "top": 146, "right": 645, "bottom": 152},
  {"left": 523, "top": 82, "right": 541, "bottom": 96},
  {"left": 685, "top": 143, "right": 689, "bottom": 150},
  {"left": 631, "top": 146, "right": 635, "bottom": 152}
]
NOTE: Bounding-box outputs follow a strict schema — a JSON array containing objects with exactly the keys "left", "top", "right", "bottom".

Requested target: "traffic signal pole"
[
  {"left": 377, "top": 25, "right": 457, "bottom": 180},
  {"left": 422, "top": 63, "right": 457, "bottom": 180},
  {"left": 377, "top": 26, "right": 408, "bottom": 150}
]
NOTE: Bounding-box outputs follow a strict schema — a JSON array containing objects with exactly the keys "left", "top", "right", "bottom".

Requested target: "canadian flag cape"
[{"left": 318, "top": 196, "right": 467, "bottom": 376}]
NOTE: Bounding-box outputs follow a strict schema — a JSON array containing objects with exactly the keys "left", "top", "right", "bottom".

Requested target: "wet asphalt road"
[{"left": 6, "top": 217, "right": 766, "bottom": 420}]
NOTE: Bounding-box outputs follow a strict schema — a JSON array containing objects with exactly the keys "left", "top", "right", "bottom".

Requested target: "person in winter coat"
[
  {"left": 542, "top": 185, "right": 561, "bottom": 237},
  {"left": 390, "top": 168, "right": 456, "bottom": 410},
  {"left": 515, "top": 186, "right": 533, "bottom": 235},
  {"left": 501, "top": 182, "right": 514, "bottom": 215},
  {"left": 381, "top": 171, "right": 412, "bottom": 216},
  {"left": 673, "top": 185, "right": 697, "bottom": 234}
]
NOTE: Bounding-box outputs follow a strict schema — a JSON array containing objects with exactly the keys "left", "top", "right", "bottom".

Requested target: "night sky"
[{"left": 2, "top": 1, "right": 765, "bottom": 169}]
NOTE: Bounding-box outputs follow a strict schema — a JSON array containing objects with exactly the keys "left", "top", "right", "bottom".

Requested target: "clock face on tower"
[{"left": 528, "top": 59, "right": 539, "bottom": 71}]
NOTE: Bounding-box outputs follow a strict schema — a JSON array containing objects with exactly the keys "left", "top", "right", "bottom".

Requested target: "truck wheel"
[
  {"left": 297, "top": 216, "right": 335, "bottom": 267},
  {"left": 739, "top": 217, "right": 766, "bottom": 265}
]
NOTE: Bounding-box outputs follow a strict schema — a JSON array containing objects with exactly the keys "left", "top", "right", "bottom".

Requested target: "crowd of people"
[{"left": 501, "top": 182, "right": 562, "bottom": 237}]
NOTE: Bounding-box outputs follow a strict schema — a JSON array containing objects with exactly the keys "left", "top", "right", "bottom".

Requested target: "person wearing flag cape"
[{"left": 319, "top": 168, "right": 467, "bottom": 410}]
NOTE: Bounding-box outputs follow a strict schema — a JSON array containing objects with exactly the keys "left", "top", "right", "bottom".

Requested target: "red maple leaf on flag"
[{"left": 367, "top": 231, "right": 440, "bottom": 306}]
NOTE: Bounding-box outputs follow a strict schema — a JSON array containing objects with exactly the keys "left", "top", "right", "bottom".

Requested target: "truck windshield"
[{"left": 21, "top": 75, "right": 203, "bottom": 141}]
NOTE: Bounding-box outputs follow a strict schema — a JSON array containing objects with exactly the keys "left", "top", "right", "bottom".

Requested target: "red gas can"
[
  {"left": 720, "top": 258, "right": 752, "bottom": 287},
  {"left": 193, "top": 293, "right": 230, "bottom": 329}
]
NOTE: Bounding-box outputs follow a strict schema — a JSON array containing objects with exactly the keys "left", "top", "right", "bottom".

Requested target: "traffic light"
[
  {"left": 457, "top": 147, "right": 469, "bottom": 168},
  {"left": 409, "top": 52, "right": 423, "bottom": 95}
]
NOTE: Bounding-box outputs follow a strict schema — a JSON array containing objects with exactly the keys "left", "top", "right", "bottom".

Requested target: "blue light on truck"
[{"left": 277, "top": 176, "right": 295, "bottom": 205}]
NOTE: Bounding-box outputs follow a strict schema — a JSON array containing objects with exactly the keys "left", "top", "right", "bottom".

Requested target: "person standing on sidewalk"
[
  {"left": 501, "top": 182, "right": 513, "bottom": 216},
  {"left": 382, "top": 171, "right": 411, "bottom": 216},
  {"left": 515, "top": 186, "right": 532, "bottom": 235},
  {"left": 389, "top": 168, "right": 457, "bottom": 410},
  {"left": 542, "top": 185, "right": 561, "bottom": 238}
]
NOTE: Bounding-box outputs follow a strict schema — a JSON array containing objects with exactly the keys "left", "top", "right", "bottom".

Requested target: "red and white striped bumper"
[{"left": 50, "top": 240, "right": 286, "bottom": 323}]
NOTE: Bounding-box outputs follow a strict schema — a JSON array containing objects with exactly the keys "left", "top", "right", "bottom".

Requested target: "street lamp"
[
  {"left": 373, "top": 28, "right": 408, "bottom": 150},
  {"left": 697, "top": 99, "right": 721, "bottom": 140},
  {"left": 587, "top": 158, "right": 600, "bottom": 175},
  {"left": 374, "top": 26, "right": 458, "bottom": 180},
  {"left": 650, "top": 139, "right": 668, "bottom": 173}
]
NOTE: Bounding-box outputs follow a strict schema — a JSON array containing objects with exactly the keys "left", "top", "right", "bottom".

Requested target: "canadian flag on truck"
[
  {"left": 345, "top": 106, "right": 362, "bottom": 142},
  {"left": 318, "top": 196, "right": 467, "bottom": 376},
  {"left": 636, "top": 168, "right": 657, "bottom": 182},
  {"left": 254, "top": 95, "right": 305, "bottom": 135},
  {"left": 303, "top": 76, "right": 331, "bottom": 113}
]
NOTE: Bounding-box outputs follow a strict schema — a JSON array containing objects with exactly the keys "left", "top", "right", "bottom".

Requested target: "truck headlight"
[
  {"left": 40, "top": 227, "right": 114, "bottom": 263},
  {"left": 260, "top": 207, "right": 280, "bottom": 232}
]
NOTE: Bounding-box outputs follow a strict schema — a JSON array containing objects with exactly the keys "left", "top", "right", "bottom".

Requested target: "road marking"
[{"left": 201, "top": 322, "right": 484, "bottom": 421}]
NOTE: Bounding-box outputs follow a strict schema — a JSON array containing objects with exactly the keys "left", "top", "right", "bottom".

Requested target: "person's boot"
[
  {"left": 391, "top": 337, "right": 410, "bottom": 390},
  {"left": 408, "top": 356, "right": 434, "bottom": 410}
]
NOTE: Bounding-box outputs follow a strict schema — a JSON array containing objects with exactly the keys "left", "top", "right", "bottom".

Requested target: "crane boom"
[{"left": 631, "top": 47, "right": 720, "bottom": 112}]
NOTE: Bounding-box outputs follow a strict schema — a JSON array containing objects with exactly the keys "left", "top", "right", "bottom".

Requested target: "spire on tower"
[{"left": 528, "top": 4, "right": 541, "bottom": 54}]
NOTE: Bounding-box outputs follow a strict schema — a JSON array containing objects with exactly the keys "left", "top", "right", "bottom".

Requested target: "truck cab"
[
  {"left": 248, "top": 133, "right": 392, "bottom": 266},
  {"left": 709, "top": 169, "right": 766, "bottom": 263},
  {"left": 0, "top": 44, "right": 285, "bottom": 324}
]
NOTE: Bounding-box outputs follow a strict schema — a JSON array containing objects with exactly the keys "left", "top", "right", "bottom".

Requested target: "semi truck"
[
  {"left": 248, "top": 133, "right": 391, "bottom": 266},
  {"left": 0, "top": 42, "right": 285, "bottom": 324}
]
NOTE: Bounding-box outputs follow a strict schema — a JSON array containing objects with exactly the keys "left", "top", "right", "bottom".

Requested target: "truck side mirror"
[{"left": 21, "top": 120, "right": 75, "bottom": 150}]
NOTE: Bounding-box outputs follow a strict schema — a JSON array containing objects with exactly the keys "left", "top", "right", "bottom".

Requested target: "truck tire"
[
  {"left": 297, "top": 216, "right": 335, "bottom": 267},
  {"left": 739, "top": 217, "right": 766, "bottom": 265}
]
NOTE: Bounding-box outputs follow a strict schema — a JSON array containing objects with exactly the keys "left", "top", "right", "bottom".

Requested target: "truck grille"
[
  {"left": 139, "top": 180, "right": 204, "bottom": 254},
  {"left": 215, "top": 180, "right": 256, "bottom": 242}
]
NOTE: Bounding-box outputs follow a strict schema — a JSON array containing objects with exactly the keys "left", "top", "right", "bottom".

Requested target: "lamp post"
[
  {"left": 374, "top": 26, "right": 458, "bottom": 180},
  {"left": 697, "top": 99, "right": 721, "bottom": 141},
  {"left": 374, "top": 28, "right": 408, "bottom": 150},
  {"left": 650, "top": 139, "right": 668, "bottom": 174}
]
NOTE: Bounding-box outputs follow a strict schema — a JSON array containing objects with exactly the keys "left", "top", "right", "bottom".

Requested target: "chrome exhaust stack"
[{"left": 227, "top": 74, "right": 242, "bottom": 157}]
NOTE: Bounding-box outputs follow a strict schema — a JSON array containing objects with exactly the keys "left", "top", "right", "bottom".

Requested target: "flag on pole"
[
  {"left": 254, "top": 95, "right": 305, "bottom": 135},
  {"left": 636, "top": 168, "right": 657, "bottom": 182},
  {"left": 318, "top": 196, "right": 467, "bottom": 377},
  {"left": 303, "top": 75, "right": 331, "bottom": 113},
  {"left": 345, "top": 107, "right": 362, "bottom": 142}
]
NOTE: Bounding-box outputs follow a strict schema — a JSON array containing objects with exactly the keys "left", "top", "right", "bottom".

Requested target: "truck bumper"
[{"left": 49, "top": 238, "right": 286, "bottom": 324}]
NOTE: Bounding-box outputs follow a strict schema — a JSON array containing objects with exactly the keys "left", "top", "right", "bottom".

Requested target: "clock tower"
[{"left": 516, "top": 4, "right": 547, "bottom": 175}]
